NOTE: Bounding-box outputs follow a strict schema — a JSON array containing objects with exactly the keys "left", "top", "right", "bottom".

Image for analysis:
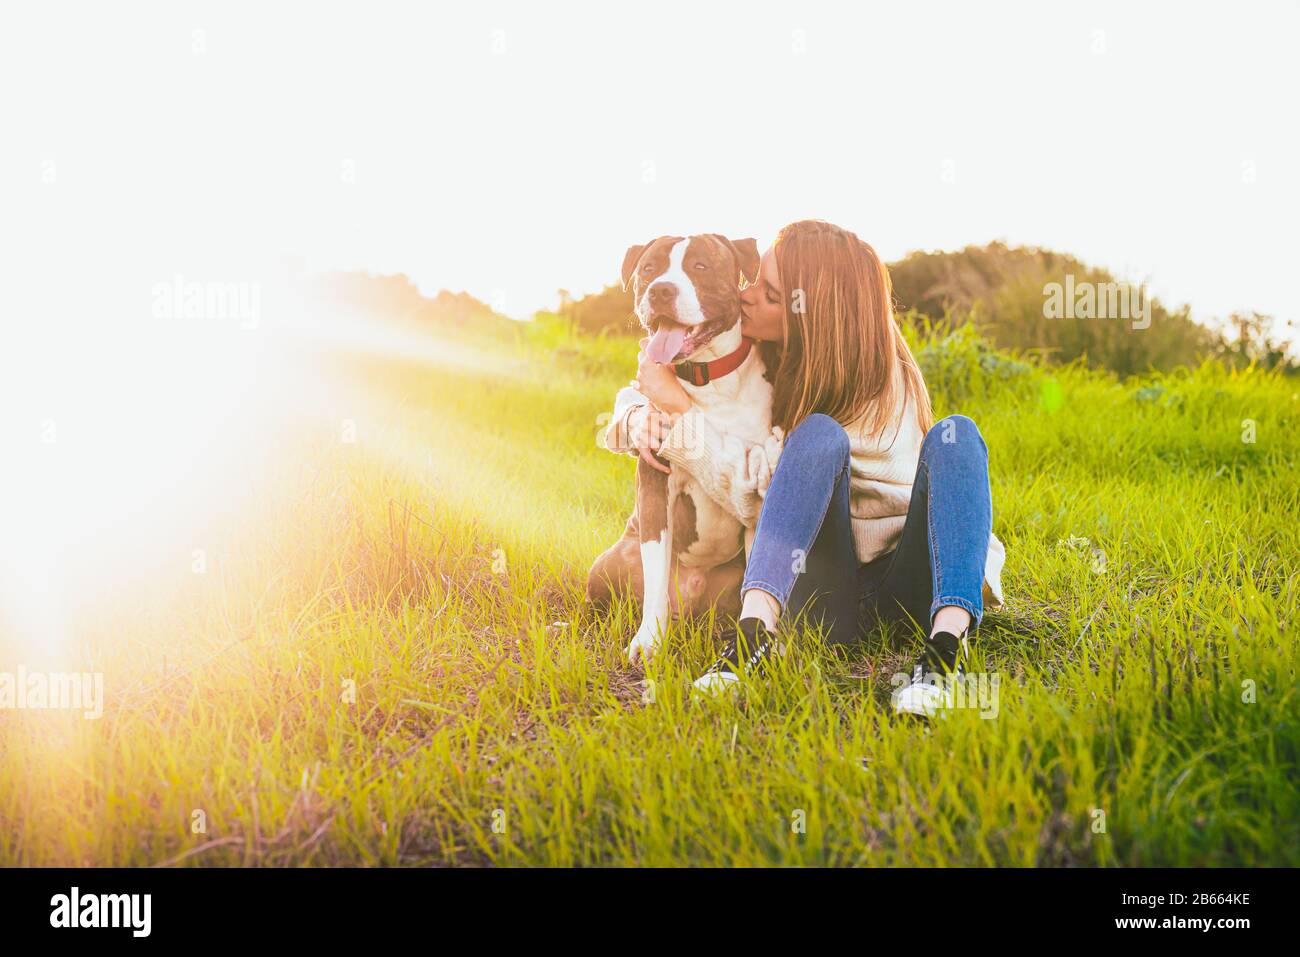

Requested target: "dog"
[{"left": 586, "top": 234, "right": 775, "bottom": 664}]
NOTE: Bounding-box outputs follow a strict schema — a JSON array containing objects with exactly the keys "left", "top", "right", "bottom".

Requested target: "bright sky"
[{"left": 3, "top": 0, "right": 1297, "bottom": 331}]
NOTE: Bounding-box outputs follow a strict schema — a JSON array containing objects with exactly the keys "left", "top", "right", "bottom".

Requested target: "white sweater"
[{"left": 604, "top": 377, "right": 1006, "bottom": 608}]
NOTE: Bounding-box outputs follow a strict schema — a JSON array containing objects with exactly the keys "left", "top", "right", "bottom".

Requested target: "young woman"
[{"left": 605, "top": 220, "right": 1004, "bottom": 715}]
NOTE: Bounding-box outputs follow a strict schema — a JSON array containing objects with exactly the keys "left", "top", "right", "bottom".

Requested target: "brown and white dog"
[{"left": 586, "top": 234, "right": 774, "bottom": 664}]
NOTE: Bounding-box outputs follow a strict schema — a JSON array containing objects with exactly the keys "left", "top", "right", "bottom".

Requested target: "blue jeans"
[{"left": 741, "top": 412, "right": 992, "bottom": 645}]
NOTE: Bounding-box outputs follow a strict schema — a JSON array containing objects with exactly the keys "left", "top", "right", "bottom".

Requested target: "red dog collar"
[{"left": 674, "top": 337, "right": 754, "bottom": 387}]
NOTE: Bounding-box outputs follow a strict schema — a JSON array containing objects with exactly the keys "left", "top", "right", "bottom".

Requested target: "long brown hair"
[{"left": 764, "top": 220, "right": 933, "bottom": 441}]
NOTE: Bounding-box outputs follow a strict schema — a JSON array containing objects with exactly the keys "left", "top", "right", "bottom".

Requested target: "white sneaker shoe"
[
  {"left": 692, "top": 617, "right": 783, "bottom": 696},
  {"left": 892, "top": 630, "right": 967, "bottom": 719}
]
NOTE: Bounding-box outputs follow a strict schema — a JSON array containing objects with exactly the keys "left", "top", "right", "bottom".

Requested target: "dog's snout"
[{"left": 648, "top": 282, "right": 678, "bottom": 307}]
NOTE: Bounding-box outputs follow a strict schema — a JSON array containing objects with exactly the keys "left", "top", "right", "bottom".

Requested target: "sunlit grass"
[{"left": 0, "top": 316, "right": 1296, "bottom": 866}]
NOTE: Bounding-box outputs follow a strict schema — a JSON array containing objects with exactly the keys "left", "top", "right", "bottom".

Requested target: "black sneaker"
[
  {"left": 892, "top": 630, "right": 968, "bottom": 718},
  {"left": 692, "top": 617, "right": 784, "bottom": 695}
]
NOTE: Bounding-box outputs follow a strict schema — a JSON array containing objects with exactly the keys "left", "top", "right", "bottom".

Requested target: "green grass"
[{"left": 1, "top": 316, "right": 1297, "bottom": 866}]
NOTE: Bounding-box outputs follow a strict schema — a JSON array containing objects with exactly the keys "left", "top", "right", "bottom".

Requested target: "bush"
[
  {"left": 890, "top": 242, "right": 1227, "bottom": 376},
  {"left": 905, "top": 318, "right": 1036, "bottom": 404}
]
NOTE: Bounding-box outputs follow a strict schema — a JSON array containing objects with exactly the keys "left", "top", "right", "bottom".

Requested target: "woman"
[{"left": 604, "top": 220, "right": 1004, "bottom": 716}]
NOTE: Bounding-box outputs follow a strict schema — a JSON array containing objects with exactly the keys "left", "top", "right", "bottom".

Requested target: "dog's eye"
[
  {"left": 693, "top": 262, "right": 708, "bottom": 271},
  {"left": 641, "top": 263, "right": 654, "bottom": 273}
]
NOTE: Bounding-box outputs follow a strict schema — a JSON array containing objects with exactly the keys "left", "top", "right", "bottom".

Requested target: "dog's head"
[{"left": 620, "top": 234, "right": 760, "bottom": 363}]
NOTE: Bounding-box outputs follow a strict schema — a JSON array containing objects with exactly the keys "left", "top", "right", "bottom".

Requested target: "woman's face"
[{"left": 739, "top": 246, "right": 784, "bottom": 343}]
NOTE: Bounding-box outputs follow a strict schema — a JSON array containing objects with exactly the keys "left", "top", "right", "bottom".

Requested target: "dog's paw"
[{"left": 626, "top": 626, "right": 661, "bottom": 665}]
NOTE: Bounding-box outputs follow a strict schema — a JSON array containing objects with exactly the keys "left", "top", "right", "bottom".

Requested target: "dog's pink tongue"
[{"left": 646, "top": 325, "right": 686, "bottom": 365}]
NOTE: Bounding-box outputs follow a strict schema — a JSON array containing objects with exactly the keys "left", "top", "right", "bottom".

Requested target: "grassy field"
[{"left": 1, "top": 314, "right": 1297, "bottom": 867}]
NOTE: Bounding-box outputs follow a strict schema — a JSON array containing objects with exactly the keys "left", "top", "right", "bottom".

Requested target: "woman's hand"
[
  {"left": 634, "top": 337, "right": 692, "bottom": 415},
  {"left": 626, "top": 404, "right": 676, "bottom": 474}
]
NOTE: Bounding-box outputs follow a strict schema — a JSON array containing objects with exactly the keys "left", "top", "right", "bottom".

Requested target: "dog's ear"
[
  {"left": 712, "top": 235, "right": 761, "bottom": 284},
  {"left": 620, "top": 243, "right": 649, "bottom": 291}
]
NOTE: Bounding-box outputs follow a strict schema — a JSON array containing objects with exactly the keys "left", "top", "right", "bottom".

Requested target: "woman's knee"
[
  {"left": 785, "top": 412, "right": 850, "bottom": 466},
  {"left": 922, "top": 414, "right": 987, "bottom": 463}
]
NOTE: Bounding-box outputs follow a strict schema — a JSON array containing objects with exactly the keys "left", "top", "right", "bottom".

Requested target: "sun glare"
[{"left": 0, "top": 278, "right": 511, "bottom": 663}]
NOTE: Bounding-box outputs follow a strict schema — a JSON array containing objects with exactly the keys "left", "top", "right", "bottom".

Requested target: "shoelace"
[
  {"left": 741, "top": 636, "right": 773, "bottom": 671},
  {"left": 710, "top": 625, "right": 776, "bottom": 674}
]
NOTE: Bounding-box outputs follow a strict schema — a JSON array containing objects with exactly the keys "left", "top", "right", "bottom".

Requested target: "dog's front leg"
[{"left": 627, "top": 456, "right": 672, "bottom": 665}]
